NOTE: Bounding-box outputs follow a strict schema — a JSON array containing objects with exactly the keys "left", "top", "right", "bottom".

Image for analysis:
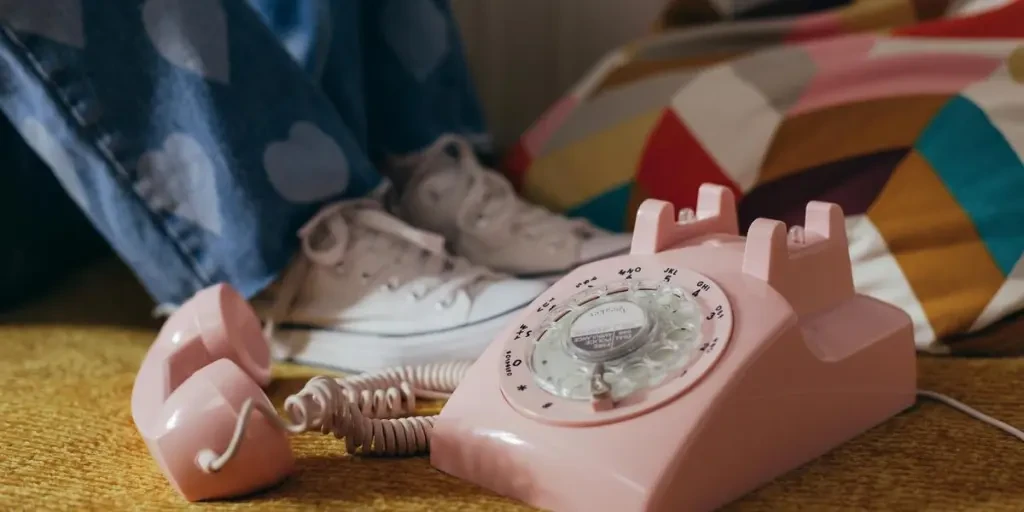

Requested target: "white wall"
[{"left": 451, "top": 0, "right": 665, "bottom": 150}]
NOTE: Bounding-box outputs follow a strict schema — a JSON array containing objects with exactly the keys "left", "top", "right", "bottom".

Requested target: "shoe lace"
[
  {"left": 263, "top": 199, "right": 495, "bottom": 339},
  {"left": 420, "top": 135, "right": 594, "bottom": 248}
]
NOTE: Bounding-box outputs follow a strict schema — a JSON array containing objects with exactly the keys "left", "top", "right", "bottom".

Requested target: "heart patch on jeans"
[
  {"left": 263, "top": 121, "right": 350, "bottom": 203},
  {"left": 137, "top": 133, "right": 224, "bottom": 235}
]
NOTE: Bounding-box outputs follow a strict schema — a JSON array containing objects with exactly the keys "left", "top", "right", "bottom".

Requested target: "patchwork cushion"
[{"left": 503, "top": 0, "right": 1024, "bottom": 354}]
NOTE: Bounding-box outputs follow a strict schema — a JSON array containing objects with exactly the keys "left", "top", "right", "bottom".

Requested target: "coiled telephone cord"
[{"left": 197, "top": 360, "right": 472, "bottom": 472}]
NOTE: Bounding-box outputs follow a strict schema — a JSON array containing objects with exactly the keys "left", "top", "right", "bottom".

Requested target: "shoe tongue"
[
  {"left": 300, "top": 200, "right": 386, "bottom": 260},
  {"left": 345, "top": 198, "right": 495, "bottom": 291},
  {"left": 402, "top": 161, "right": 474, "bottom": 237}
]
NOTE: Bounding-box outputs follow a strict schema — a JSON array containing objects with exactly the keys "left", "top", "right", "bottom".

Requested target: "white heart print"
[
  {"left": 142, "top": 0, "right": 230, "bottom": 84},
  {"left": 0, "top": 0, "right": 85, "bottom": 48},
  {"left": 19, "top": 117, "right": 90, "bottom": 210},
  {"left": 137, "top": 133, "right": 223, "bottom": 235},
  {"left": 381, "top": 0, "right": 449, "bottom": 82},
  {"left": 264, "top": 122, "right": 350, "bottom": 203}
]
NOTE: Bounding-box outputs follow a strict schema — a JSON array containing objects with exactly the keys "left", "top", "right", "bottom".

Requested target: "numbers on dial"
[
  {"left": 514, "top": 324, "right": 532, "bottom": 341},
  {"left": 691, "top": 280, "right": 712, "bottom": 297},
  {"left": 663, "top": 267, "right": 678, "bottom": 282},
  {"left": 698, "top": 337, "right": 720, "bottom": 353},
  {"left": 705, "top": 304, "right": 725, "bottom": 320},
  {"left": 536, "top": 297, "right": 556, "bottom": 313},
  {"left": 618, "top": 267, "right": 642, "bottom": 279},
  {"left": 575, "top": 276, "right": 598, "bottom": 288}
]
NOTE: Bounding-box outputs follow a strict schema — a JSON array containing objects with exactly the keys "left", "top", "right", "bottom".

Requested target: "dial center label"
[{"left": 569, "top": 301, "right": 647, "bottom": 356}]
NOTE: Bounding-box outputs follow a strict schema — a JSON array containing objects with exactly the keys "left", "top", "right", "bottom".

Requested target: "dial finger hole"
[
  {"left": 645, "top": 345, "right": 678, "bottom": 364},
  {"left": 531, "top": 338, "right": 559, "bottom": 359},
  {"left": 562, "top": 373, "right": 590, "bottom": 397},
  {"left": 542, "top": 373, "right": 562, "bottom": 388},
  {"left": 637, "top": 280, "right": 660, "bottom": 291},
  {"left": 646, "top": 365, "right": 674, "bottom": 388},
  {"left": 668, "top": 351, "right": 694, "bottom": 371},
  {"left": 606, "top": 285, "right": 629, "bottom": 295},
  {"left": 623, "top": 362, "right": 650, "bottom": 385},
  {"left": 602, "top": 370, "right": 622, "bottom": 385},
  {"left": 612, "top": 379, "right": 638, "bottom": 400},
  {"left": 667, "top": 328, "right": 694, "bottom": 343}
]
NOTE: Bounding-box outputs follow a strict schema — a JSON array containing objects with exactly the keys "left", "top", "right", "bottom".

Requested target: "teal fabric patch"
[
  {"left": 566, "top": 182, "right": 633, "bottom": 232},
  {"left": 916, "top": 95, "right": 1024, "bottom": 275}
]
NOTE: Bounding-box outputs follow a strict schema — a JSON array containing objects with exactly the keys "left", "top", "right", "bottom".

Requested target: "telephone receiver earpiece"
[
  {"left": 132, "top": 283, "right": 470, "bottom": 502},
  {"left": 130, "top": 284, "right": 294, "bottom": 501}
]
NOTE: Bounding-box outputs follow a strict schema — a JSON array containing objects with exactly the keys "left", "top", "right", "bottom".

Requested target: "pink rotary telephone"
[{"left": 134, "top": 184, "right": 1015, "bottom": 510}]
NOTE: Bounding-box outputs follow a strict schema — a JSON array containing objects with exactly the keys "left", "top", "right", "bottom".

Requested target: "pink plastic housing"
[
  {"left": 130, "top": 284, "right": 294, "bottom": 502},
  {"left": 430, "top": 184, "right": 917, "bottom": 512}
]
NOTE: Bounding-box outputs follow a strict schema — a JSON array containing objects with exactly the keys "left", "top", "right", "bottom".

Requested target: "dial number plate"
[{"left": 499, "top": 265, "right": 733, "bottom": 426}]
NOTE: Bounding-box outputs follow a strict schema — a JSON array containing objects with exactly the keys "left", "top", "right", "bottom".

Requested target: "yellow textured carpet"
[{"left": 1, "top": 259, "right": 1022, "bottom": 511}]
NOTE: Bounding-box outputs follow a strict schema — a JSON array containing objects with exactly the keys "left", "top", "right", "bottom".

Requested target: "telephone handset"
[{"left": 131, "top": 184, "right": 1022, "bottom": 510}]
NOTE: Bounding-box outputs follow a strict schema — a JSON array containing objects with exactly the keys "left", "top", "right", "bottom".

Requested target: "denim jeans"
[{"left": 0, "top": 0, "right": 489, "bottom": 306}]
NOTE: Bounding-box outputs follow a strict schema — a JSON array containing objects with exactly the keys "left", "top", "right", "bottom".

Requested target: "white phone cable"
[{"left": 197, "top": 365, "right": 1023, "bottom": 472}]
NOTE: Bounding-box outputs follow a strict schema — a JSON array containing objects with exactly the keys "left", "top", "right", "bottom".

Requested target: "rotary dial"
[{"left": 499, "top": 264, "right": 733, "bottom": 426}]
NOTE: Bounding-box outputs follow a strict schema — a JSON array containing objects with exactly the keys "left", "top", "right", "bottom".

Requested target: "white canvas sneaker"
[
  {"left": 257, "top": 199, "right": 548, "bottom": 372},
  {"left": 383, "top": 134, "right": 633, "bottom": 279}
]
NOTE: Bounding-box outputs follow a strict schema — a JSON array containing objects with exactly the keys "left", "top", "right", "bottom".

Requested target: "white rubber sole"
[{"left": 268, "top": 312, "right": 517, "bottom": 373}]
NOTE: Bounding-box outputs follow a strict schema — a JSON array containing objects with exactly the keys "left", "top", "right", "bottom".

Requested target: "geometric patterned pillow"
[{"left": 503, "top": 0, "right": 1024, "bottom": 354}]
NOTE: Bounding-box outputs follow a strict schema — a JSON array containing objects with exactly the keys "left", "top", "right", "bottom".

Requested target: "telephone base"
[
  {"left": 430, "top": 278, "right": 916, "bottom": 512},
  {"left": 430, "top": 187, "right": 917, "bottom": 511}
]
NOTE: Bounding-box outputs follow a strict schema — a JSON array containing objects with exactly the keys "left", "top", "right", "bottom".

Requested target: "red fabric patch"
[
  {"left": 895, "top": 1, "right": 1024, "bottom": 37},
  {"left": 501, "top": 139, "right": 532, "bottom": 191},
  {"left": 635, "top": 109, "right": 743, "bottom": 210}
]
